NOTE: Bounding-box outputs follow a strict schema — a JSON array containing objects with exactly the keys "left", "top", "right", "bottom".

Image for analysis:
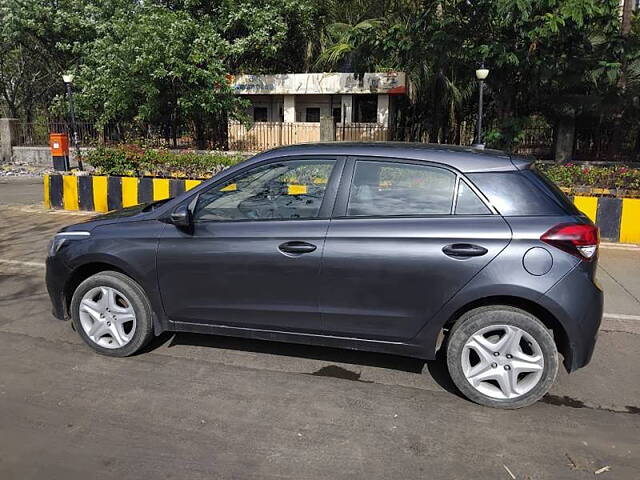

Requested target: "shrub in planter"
[
  {"left": 537, "top": 163, "right": 640, "bottom": 192},
  {"left": 85, "top": 145, "right": 244, "bottom": 178}
]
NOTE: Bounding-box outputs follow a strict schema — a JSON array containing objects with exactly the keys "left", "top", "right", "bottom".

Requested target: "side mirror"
[{"left": 170, "top": 204, "right": 192, "bottom": 231}]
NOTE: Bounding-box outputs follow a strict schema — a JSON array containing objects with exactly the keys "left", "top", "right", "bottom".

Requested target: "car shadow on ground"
[{"left": 145, "top": 331, "right": 462, "bottom": 397}]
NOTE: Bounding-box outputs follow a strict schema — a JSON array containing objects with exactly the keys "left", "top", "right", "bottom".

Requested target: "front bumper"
[
  {"left": 46, "top": 255, "right": 72, "bottom": 320},
  {"left": 539, "top": 263, "right": 603, "bottom": 372}
]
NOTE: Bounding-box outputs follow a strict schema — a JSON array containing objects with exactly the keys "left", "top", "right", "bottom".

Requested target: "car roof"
[{"left": 254, "top": 142, "right": 530, "bottom": 173}]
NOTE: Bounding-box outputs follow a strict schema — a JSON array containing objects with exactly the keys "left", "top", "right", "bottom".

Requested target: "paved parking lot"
[{"left": 0, "top": 179, "right": 639, "bottom": 479}]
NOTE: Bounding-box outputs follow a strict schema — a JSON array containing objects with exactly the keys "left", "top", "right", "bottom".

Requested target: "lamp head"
[
  {"left": 475, "top": 68, "right": 489, "bottom": 80},
  {"left": 62, "top": 74, "right": 74, "bottom": 84}
]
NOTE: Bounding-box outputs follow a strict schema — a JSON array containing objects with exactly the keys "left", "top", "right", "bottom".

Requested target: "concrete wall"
[{"left": 12, "top": 146, "right": 90, "bottom": 167}]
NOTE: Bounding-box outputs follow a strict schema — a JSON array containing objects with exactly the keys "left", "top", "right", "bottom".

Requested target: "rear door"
[{"left": 319, "top": 157, "right": 512, "bottom": 341}]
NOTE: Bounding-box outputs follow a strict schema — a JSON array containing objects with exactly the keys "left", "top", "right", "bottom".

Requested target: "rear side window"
[
  {"left": 467, "top": 170, "right": 578, "bottom": 216},
  {"left": 455, "top": 180, "right": 491, "bottom": 214},
  {"left": 347, "top": 161, "right": 456, "bottom": 216}
]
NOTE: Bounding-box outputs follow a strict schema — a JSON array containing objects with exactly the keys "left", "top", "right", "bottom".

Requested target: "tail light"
[{"left": 540, "top": 223, "right": 600, "bottom": 260}]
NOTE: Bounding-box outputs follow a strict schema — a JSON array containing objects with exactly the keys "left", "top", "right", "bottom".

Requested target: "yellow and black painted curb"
[
  {"left": 569, "top": 195, "right": 640, "bottom": 244},
  {"left": 44, "top": 174, "right": 203, "bottom": 214},
  {"left": 43, "top": 175, "right": 640, "bottom": 244}
]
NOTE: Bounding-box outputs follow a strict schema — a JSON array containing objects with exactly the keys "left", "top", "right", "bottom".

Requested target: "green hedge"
[
  {"left": 85, "top": 145, "right": 244, "bottom": 178},
  {"left": 538, "top": 163, "right": 640, "bottom": 191}
]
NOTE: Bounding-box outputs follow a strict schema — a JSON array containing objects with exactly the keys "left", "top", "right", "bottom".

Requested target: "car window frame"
[
  {"left": 332, "top": 156, "right": 496, "bottom": 219},
  {"left": 184, "top": 155, "right": 346, "bottom": 224}
]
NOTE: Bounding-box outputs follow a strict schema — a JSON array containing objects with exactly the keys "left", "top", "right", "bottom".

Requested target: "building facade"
[{"left": 227, "top": 72, "right": 407, "bottom": 150}]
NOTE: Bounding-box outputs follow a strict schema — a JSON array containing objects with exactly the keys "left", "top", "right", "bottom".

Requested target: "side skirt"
[{"left": 168, "top": 320, "right": 434, "bottom": 360}]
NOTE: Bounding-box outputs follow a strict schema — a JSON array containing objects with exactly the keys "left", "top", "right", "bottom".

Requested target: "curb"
[
  {"left": 44, "top": 174, "right": 203, "bottom": 213},
  {"left": 570, "top": 195, "right": 640, "bottom": 244}
]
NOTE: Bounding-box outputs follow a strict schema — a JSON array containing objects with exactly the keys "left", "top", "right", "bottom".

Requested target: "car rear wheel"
[
  {"left": 70, "top": 271, "right": 154, "bottom": 357},
  {"left": 446, "top": 306, "right": 559, "bottom": 409}
]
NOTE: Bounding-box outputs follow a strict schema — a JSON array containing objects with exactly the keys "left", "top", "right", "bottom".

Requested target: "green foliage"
[
  {"left": 86, "top": 145, "right": 244, "bottom": 178},
  {"left": 3, "top": 0, "right": 640, "bottom": 160},
  {"left": 539, "top": 163, "right": 640, "bottom": 191}
]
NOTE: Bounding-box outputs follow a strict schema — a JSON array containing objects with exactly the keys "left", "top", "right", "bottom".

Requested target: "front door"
[
  {"left": 157, "top": 156, "right": 341, "bottom": 333},
  {"left": 319, "top": 158, "right": 512, "bottom": 341}
]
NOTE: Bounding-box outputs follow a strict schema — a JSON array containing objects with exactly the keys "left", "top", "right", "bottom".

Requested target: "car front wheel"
[
  {"left": 446, "top": 306, "right": 559, "bottom": 409},
  {"left": 70, "top": 271, "right": 154, "bottom": 357}
]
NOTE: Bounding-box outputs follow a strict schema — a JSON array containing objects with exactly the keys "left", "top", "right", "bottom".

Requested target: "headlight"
[{"left": 47, "top": 231, "right": 91, "bottom": 257}]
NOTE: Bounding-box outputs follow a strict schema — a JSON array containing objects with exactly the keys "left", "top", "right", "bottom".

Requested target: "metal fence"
[
  {"left": 15, "top": 121, "right": 207, "bottom": 149},
  {"left": 13, "top": 119, "right": 640, "bottom": 161},
  {"left": 16, "top": 121, "right": 101, "bottom": 146}
]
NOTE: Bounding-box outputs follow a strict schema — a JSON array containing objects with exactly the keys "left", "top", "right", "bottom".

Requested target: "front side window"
[
  {"left": 347, "top": 161, "right": 456, "bottom": 217},
  {"left": 195, "top": 159, "right": 335, "bottom": 222}
]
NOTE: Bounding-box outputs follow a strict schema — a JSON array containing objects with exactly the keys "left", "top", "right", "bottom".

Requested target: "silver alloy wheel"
[
  {"left": 78, "top": 286, "right": 137, "bottom": 349},
  {"left": 461, "top": 324, "right": 544, "bottom": 400}
]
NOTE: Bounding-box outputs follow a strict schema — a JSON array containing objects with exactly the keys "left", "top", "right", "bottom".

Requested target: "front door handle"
[
  {"left": 442, "top": 243, "right": 488, "bottom": 258},
  {"left": 278, "top": 241, "right": 317, "bottom": 255}
]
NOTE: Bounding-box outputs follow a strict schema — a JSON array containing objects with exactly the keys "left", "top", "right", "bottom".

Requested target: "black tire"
[
  {"left": 446, "top": 305, "right": 559, "bottom": 409},
  {"left": 70, "top": 271, "right": 154, "bottom": 357}
]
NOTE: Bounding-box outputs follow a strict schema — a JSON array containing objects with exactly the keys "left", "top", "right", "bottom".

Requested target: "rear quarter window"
[{"left": 467, "top": 170, "right": 579, "bottom": 216}]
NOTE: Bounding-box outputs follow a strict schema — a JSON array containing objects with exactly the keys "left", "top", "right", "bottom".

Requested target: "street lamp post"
[
  {"left": 474, "top": 64, "right": 489, "bottom": 149},
  {"left": 62, "top": 74, "right": 83, "bottom": 170}
]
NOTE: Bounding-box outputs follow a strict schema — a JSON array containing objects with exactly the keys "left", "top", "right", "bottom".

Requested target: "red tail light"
[{"left": 540, "top": 223, "right": 600, "bottom": 260}]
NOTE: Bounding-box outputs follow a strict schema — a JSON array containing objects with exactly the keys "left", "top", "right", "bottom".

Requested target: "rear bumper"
[
  {"left": 539, "top": 263, "right": 603, "bottom": 372},
  {"left": 46, "top": 255, "right": 72, "bottom": 320}
]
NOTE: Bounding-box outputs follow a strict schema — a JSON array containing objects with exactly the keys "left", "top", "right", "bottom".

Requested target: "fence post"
[
  {"left": 320, "top": 116, "right": 335, "bottom": 142},
  {"left": 0, "top": 118, "right": 19, "bottom": 163}
]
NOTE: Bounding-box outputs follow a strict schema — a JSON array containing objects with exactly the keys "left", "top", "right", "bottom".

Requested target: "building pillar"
[
  {"left": 283, "top": 95, "right": 296, "bottom": 123},
  {"left": 377, "top": 94, "right": 389, "bottom": 126},
  {"left": 0, "top": 118, "right": 19, "bottom": 163},
  {"left": 341, "top": 95, "right": 353, "bottom": 124},
  {"left": 320, "top": 115, "right": 335, "bottom": 142}
]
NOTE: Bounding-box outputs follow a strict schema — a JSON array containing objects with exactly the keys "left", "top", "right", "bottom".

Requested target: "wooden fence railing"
[{"left": 228, "top": 121, "right": 321, "bottom": 151}]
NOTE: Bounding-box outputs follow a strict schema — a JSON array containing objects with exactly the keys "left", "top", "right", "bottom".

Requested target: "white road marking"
[
  {"left": 603, "top": 313, "right": 640, "bottom": 321},
  {"left": 0, "top": 258, "right": 46, "bottom": 268},
  {"left": 600, "top": 243, "right": 640, "bottom": 251}
]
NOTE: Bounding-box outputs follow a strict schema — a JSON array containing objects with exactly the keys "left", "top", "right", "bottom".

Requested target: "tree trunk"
[
  {"left": 622, "top": 0, "right": 633, "bottom": 36},
  {"left": 554, "top": 117, "right": 575, "bottom": 163}
]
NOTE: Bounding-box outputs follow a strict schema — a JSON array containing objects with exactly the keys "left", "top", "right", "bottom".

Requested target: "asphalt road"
[{"left": 0, "top": 178, "right": 639, "bottom": 479}]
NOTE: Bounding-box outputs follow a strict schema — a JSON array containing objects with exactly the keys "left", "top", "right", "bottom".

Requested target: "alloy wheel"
[
  {"left": 78, "top": 286, "right": 137, "bottom": 349},
  {"left": 461, "top": 324, "right": 544, "bottom": 400}
]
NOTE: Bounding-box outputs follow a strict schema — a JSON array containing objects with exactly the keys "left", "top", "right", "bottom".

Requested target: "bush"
[
  {"left": 85, "top": 145, "right": 244, "bottom": 178},
  {"left": 537, "top": 163, "right": 640, "bottom": 192}
]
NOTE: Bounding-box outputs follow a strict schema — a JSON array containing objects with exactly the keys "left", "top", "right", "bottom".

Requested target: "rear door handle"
[
  {"left": 278, "top": 241, "right": 317, "bottom": 255},
  {"left": 442, "top": 243, "right": 488, "bottom": 258}
]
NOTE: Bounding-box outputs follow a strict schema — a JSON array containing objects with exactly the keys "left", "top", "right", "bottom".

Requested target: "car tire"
[
  {"left": 446, "top": 305, "right": 559, "bottom": 409},
  {"left": 70, "top": 271, "right": 154, "bottom": 357}
]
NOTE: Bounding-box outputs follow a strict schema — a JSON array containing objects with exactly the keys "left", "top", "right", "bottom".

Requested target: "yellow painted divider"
[
  {"left": 92, "top": 176, "right": 108, "bottom": 212},
  {"left": 153, "top": 178, "right": 170, "bottom": 200},
  {"left": 287, "top": 184, "right": 307, "bottom": 195},
  {"left": 62, "top": 175, "right": 79, "bottom": 211},
  {"left": 573, "top": 196, "right": 598, "bottom": 223},
  {"left": 620, "top": 198, "right": 640, "bottom": 244},
  {"left": 121, "top": 176, "right": 139, "bottom": 207},
  {"left": 185, "top": 179, "right": 202, "bottom": 191},
  {"left": 43, "top": 174, "right": 51, "bottom": 209}
]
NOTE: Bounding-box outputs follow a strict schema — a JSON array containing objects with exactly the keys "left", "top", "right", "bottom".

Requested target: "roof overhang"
[{"left": 229, "top": 72, "right": 407, "bottom": 95}]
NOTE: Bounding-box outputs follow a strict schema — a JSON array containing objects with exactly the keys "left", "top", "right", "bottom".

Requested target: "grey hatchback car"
[{"left": 46, "top": 143, "right": 602, "bottom": 408}]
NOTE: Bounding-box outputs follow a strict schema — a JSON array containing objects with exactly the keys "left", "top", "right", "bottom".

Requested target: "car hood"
[{"left": 59, "top": 201, "right": 166, "bottom": 233}]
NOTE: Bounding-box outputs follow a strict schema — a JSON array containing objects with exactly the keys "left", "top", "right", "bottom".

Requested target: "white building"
[
  {"left": 227, "top": 72, "right": 406, "bottom": 150},
  {"left": 230, "top": 72, "right": 406, "bottom": 126}
]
